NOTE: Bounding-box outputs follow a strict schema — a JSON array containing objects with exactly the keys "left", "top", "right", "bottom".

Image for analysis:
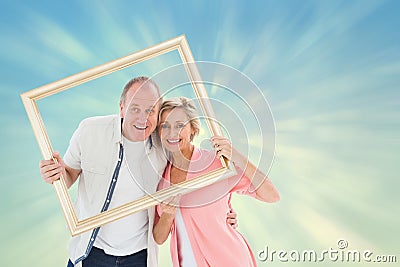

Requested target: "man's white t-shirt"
[
  {"left": 63, "top": 115, "right": 167, "bottom": 267},
  {"left": 94, "top": 136, "right": 149, "bottom": 255}
]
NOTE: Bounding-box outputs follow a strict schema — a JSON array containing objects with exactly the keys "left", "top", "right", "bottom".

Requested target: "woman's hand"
[
  {"left": 210, "top": 136, "right": 237, "bottom": 163},
  {"left": 160, "top": 195, "right": 181, "bottom": 218},
  {"left": 153, "top": 194, "right": 181, "bottom": 245}
]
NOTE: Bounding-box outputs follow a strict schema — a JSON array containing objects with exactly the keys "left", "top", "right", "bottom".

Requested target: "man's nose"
[{"left": 137, "top": 112, "right": 148, "bottom": 124}]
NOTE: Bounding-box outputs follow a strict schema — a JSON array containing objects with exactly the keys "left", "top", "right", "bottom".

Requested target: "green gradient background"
[{"left": 1, "top": 1, "right": 399, "bottom": 266}]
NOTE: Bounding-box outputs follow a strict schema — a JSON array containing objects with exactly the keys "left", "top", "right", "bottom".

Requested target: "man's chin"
[{"left": 125, "top": 133, "right": 150, "bottom": 142}]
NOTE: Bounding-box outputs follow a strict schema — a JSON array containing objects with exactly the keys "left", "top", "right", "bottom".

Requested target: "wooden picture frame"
[{"left": 21, "top": 35, "right": 237, "bottom": 236}]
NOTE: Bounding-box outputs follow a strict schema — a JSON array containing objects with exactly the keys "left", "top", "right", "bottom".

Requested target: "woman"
[{"left": 153, "top": 97, "right": 280, "bottom": 266}]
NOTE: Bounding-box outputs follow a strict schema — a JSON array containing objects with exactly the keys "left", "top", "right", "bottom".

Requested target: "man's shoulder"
[
  {"left": 80, "top": 114, "right": 119, "bottom": 126},
  {"left": 76, "top": 115, "right": 120, "bottom": 139}
]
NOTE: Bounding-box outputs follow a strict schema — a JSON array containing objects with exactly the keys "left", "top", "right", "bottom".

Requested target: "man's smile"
[{"left": 134, "top": 125, "right": 148, "bottom": 130}]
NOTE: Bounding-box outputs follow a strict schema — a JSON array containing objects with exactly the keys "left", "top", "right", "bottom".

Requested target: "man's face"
[{"left": 120, "top": 82, "right": 160, "bottom": 142}]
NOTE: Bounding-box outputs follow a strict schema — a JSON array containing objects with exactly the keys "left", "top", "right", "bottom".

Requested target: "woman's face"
[{"left": 158, "top": 107, "right": 195, "bottom": 155}]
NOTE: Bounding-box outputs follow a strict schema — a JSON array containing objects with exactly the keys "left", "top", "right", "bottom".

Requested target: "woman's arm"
[
  {"left": 153, "top": 196, "right": 180, "bottom": 245},
  {"left": 211, "top": 136, "right": 280, "bottom": 203}
]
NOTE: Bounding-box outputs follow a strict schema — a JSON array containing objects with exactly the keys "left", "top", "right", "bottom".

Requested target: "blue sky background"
[{"left": 0, "top": 0, "right": 399, "bottom": 266}]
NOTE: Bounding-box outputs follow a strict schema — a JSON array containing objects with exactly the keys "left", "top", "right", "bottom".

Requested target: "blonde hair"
[{"left": 158, "top": 97, "right": 201, "bottom": 141}]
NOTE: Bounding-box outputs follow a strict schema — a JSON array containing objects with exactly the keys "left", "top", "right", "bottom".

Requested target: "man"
[{"left": 39, "top": 77, "right": 237, "bottom": 267}]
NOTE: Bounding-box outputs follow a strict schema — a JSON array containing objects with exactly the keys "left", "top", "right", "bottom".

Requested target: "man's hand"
[
  {"left": 39, "top": 152, "right": 67, "bottom": 184},
  {"left": 227, "top": 208, "right": 238, "bottom": 229}
]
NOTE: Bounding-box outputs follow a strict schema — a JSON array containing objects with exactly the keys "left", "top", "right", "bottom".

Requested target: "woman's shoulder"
[
  {"left": 190, "top": 147, "right": 222, "bottom": 172},
  {"left": 194, "top": 147, "right": 216, "bottom": 157}
]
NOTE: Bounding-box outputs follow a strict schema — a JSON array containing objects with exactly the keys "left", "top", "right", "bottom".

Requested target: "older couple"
[{"left": 39, "top": 77, "right": 279, "bottom": 267}]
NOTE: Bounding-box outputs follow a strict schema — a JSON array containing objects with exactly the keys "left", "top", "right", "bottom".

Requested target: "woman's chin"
[
  {"left": 163, "top": 144, "right": 179, "bottom": 152},
  {"left": 164, "top": 143, "right": 188, "bottom": 154}
]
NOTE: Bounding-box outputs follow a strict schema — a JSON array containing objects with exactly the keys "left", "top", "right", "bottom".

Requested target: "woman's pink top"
[{"left": 157, "top": 147, "right": 258, "bottom": 267}]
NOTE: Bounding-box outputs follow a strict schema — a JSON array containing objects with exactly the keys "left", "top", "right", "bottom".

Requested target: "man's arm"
[{"left": 39, "top": 152, "right": 81, "bottom": 189}]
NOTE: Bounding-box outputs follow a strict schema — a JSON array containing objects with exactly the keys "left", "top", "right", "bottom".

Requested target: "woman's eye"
[
  {"left": 160, "top": 124, "right": 169, "bottom": 129},
  {"left": 176, "top": 123, "right": 185, "bottom": 129},
  {"left": 146, "top": 109, "right": 154, "bottom": 114}
]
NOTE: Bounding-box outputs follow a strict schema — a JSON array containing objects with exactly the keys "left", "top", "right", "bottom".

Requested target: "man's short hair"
[{"left": 120, "top": 76, "right": 162, "bottom": 104}]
